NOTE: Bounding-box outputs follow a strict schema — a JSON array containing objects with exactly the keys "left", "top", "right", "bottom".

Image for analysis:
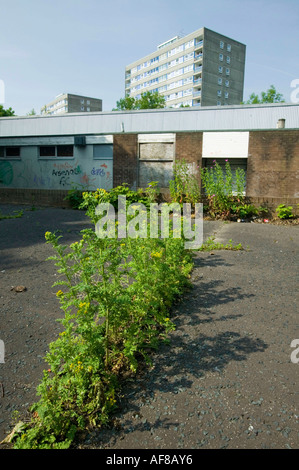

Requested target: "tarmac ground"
[{"left": 0, "top": 204, "right": 298, "bottom": 449}]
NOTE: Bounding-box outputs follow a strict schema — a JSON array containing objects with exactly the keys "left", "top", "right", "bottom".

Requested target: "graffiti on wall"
[
  {"left": 0, "top": 158, "right": 112, "bottom": 190},
  {"left": 52, "top": 164, "right": 82, "bottom": 186},
  {"left": 91, "top": 163, "right": 112, "bottom": 185}
]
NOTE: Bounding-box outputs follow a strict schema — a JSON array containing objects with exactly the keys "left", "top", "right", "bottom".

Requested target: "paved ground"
[{"left": 0, "top": 204, "right": 298, "bottom": 449}]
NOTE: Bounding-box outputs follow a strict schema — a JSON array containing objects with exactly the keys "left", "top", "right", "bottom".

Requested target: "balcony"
[
  {"left": 194, "top": 65, "right": 203, "bottom": 74},
  {"left": 194, "top": 39, "right": 203, "bottom": 49},
  {"left": 193, "top": 90, "right": 201, "bottom": 98},
  {"left": 193, "top": 78, "right": 202, "bottom": 86},
  {"left": 194, "top": 53, "right": 203, "bottom": 62}
]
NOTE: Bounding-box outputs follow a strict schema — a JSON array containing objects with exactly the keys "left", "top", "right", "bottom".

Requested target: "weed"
[
  {"left": 198, "top": 236, "right": 244, "bottom": 252},
  {"left": 12, "top": 197, "right": 193, "bottom": 449},
  {"left": 0, "top": 209, "right": 23, "bottom": 220},
  {"left": 275, "top": 204, "right": 294, "bottom": 220}
]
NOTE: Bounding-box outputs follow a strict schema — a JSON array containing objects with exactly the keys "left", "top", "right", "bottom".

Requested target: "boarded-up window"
[
  {"left": 139, "top": 143, "right": 174, "bottom": 160},
  {"left": 138, "top": 136, "right": 175, "bottom": 188},
  {"left": 202, "top": 132, "right": 249, "bottom": 159},
  {"left": 139, "top": 161, "right": 173, "bottom": 188}
]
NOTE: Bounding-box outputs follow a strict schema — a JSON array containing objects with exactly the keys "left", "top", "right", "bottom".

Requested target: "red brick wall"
[
  {"left": 175, "top": 132, "right": 203, "bottom": 185},
  {"left": 113, "top": 134, "right": 138, "bottom": 188},
  {"left": 247, "top": 130, "right": 299, "bottom": 200},
  {"left": 0, "top": 188, "right": 71, "bottom": 207},
  {"left": 175, "top": 132, "right": 203, "bottom": 165}
]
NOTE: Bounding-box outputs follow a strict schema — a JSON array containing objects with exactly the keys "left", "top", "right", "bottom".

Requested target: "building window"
[
  {"left": 86, "top": 107, "right": 90, "bottom": 112},
  {"left": 57, "top": 145, "right": 73, "bottom": 157},
  {"left": 5, "top": 147, "right": 21, "bottom": 158},
  {"left": 218, "top": 78, "right": 222, "bottom": 85},
  {"left": 217, "top": 90, "right": 222, "bottom": 97},
  {"left": 219, "top": 53, "right": 223, "bottom": 61},
  {"left": 227, "top": 44, "right": 231, "bottom": 52},
  {"left": 81, "top": 106, "right": 85, "bottom": 111},
  {"left": 40, "top": 146, "right": 56, "bottom": 157},
  {"left": 217, "top": 101, "right": 221, "bottom": 106},
  {"left": 226, "top": 68, "right": 230, "bottom": 75},
  {"left": 225, "top": 80, "right": 230, "bottom": 87},
  {"left": 39, "top": 145, "right": 73, "bottom": 158},
  {"left": 218, "top": 66, "right": 223, "bottom": 73},
  {"left": 227, "top": 56, "right": 230, "bottom": 64},
  {"left": 220, "top": 41, "right": 224, "bottom": 49},
  {"left": 87, "top": 100, "right": 90, "bottom": 105},
  {"left": 81, "top": 99, "right": 84, "bottom": 104},
  {"left": 225, "top": 92, "right": 229, "bottom": 99},
  {"left": 93, "top": 144, "right": 113, "bottom": 160}
]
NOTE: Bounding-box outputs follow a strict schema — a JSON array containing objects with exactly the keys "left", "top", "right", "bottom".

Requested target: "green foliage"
[
  {"left": 13, "top": 194, "right": 193, "bottom": 449},
  {"left": 78, "top": 184, "right": 152, "bottom": 223},
  {"left": 0, "top": 209, "right": 23, "bottom": 220},
  {"left": 169, "top": 159, "right": 200, "bottom": 205},
  {"left": 243, "top": 85, "right": 285, "bottom": 104},
  {"left": 114, "top": 91, "right": 166, "bottom": 110},
  {"left": 114, "top": 96, "right": 136, "bottom": 111},
  {"left": 137, "top": 91, "right": 166, "bottom": 109},
  {"left": 201, "top": 160, "right": 246, "bottom": 219},
  {"left": 64, "top": 185, "right": 87, "bottom": 209},
  {"left": 275, "top": 204, "right": 294, "bottom": 219},
  {"left": 231, "top": 203, "right": 259, "bottom": 219},
  {"left": 198, "top": 236, "right": 244, "bottom": 251},
  {"left": 0, "top": 105, "right": 15, "bottom": 117},
  {"left": 143, "top": 181, "right": 160, "bottom": 203}
]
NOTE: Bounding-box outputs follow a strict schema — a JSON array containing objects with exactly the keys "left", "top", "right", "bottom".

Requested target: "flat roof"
[{"left": 0, "top": 103, "right": 298, "bottom": 138}]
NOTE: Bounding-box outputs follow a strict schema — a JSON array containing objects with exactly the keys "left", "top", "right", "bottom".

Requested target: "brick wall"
[
  {"left": 175, "top": 132, "right": 203, "bottom": 166},
  {"left": 0, "top": 188, "right": 71, "bottom": 207},
  {"left": 247, "top": 130, "right": 299, "bottom": 200},
  {"left": 1, "top": 130, "right": 298, "bottom": 209},
  {"left": 175, "top": 132, "right": 203, "bottom": 186},
  {"left": 113, "top": 134, "right": 138, "bottom": 188}
]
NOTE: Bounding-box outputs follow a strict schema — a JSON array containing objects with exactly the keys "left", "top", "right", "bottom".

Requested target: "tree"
[
  {"left": 27, "top": 108, "right": 37, "bottom": 116},
  {"left": 0, "top": 105, "right": 15, "bottom": 116},
  {"left": 137, "top": 91, "right": 166, "bottom": 109},
  {"left": 114, "top": 96, "right": 136, "bottom": 111},
  {"left": 114, "top": 91, "right": 166, "bottom": 110},
  {"left": 243, "top": 85, "right": 285, "bottom": 104}
]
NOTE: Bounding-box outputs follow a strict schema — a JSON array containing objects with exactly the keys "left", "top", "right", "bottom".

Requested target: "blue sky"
[{"left": 0, "top": 0, "right": 298, "bottom": 115}]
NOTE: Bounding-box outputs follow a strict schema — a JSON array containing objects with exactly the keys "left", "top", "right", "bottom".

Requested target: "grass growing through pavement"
[
  {"left": 198, "top": 236, "right": 245, "bottom": 252},
  {"left": 0, "top": 209, "right": 23, "bottom": 220}
]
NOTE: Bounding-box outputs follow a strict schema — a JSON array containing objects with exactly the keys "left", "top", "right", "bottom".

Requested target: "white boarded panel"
[
  {"left": 139, "top": 161, "right": 173, "bottom": 188},
  {"left": 202, "top": 132, "right": 249, "bottom": 159},
  {"left": 138, "top": 133, "right": 175, "bottom": 143},
  {"left": 139, "top": 142, "right": 174, "bottom": 160}
]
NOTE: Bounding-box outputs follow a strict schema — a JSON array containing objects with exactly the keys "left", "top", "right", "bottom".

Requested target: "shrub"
[
  {"left": 12, "top": 194, "right": 193, "bottom": 449},
  {"left": 200, "top": 160, "right": 247, "bottom": 219},
  {"left": 275, "top": 204, "right": 294, "bottom": 219},
  {"left": 169, "top": 159, "right": 200, "bottom": 205}
]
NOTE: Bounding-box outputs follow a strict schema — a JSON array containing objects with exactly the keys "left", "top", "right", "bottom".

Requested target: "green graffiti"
[{"left": 0, "top": 161, "right": 13, "bottom": 185}]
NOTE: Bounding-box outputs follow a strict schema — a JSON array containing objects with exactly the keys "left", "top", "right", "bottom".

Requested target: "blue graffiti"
[{"left": 91, "top": 167, "right": 105, "bottom": 176}]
